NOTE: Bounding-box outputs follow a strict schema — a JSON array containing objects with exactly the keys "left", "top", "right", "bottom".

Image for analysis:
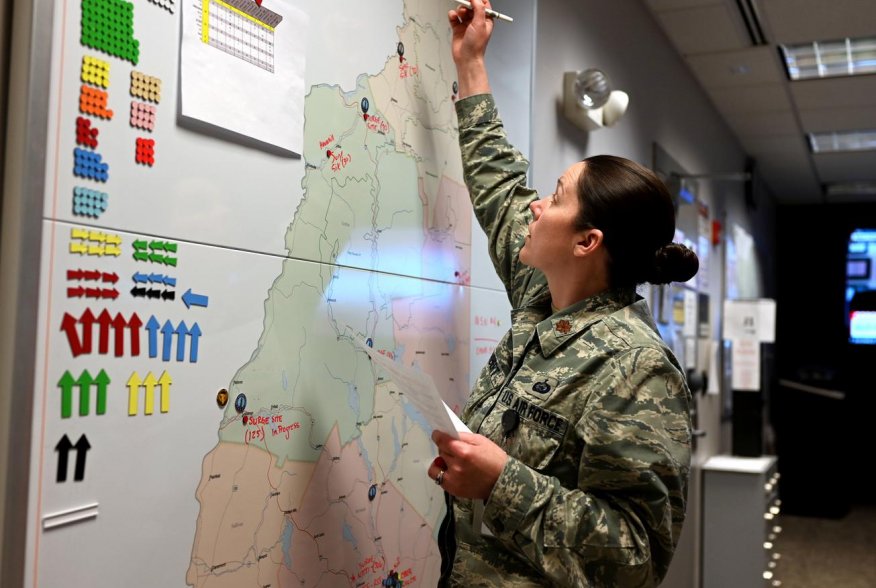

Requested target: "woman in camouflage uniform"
[{"left": 427, "top": 1, "right": 700, "bottom": 586}]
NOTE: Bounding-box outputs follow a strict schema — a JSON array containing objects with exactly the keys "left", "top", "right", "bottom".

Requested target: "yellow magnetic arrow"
[
  {"left": 127, "top": 372, "right": 142, "bottom": 416},
  {"left": 158, "top": 371, "right": 172, "bottom": 413},
  {"left": 143, "top": 372, "right": 158, "bottom": 415},
  {"left": 105, "top": 234, "right": 122, "bottom": 245},
  {"left": 89, "top": 230, "right": 106, "bottom": 243},
  {"left": 104, "top": 245, "right": 121, "bottom": 257},
  {"left": 71, "top": 228, "right": 89, "bottom": 240},
  {"left": 69, "top": 242, "right": 88, "bottom": 255},
  {"left": 87, "top": 244, "right": 106, "bottom": 256}
]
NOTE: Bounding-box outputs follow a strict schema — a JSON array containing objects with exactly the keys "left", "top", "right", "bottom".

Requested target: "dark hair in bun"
[{"left": 574, "top": 155, "right": 700, "bottom": 287}]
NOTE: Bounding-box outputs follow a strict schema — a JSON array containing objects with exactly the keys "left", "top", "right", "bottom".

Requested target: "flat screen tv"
[{"left": 846, "top": 229, "right": 876, "bottom": 344}]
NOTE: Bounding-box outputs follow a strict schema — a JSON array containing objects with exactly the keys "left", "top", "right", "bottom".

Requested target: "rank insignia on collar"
[{"left": 555, "top": 319, "right": 572, "bottom": 335}]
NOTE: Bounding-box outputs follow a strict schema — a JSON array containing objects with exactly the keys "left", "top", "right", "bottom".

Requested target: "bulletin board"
[{"left": 0, "top": 0, "right": 535, "bottom": 585}]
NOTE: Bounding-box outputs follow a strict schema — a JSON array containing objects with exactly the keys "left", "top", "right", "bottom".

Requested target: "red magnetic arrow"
[
  {"left": 67, "top": 269, "right": 84, "bottom": 281},
  {"left": 83, "top": 270, "right": 101, "bottom": 281},
  {"left": 79, "top": 308, "right": 95, "bottom": 355},
  {"left": 112, "top": 312, "right": 127, "bottom": 357},
  {"left": 85, "top": 287, "right": 102, "bottom": 299},
  {"left": 61, "top": 313, "right": 83, "bottom": 357},
  {"left": 67, "top": 286, "right": 85, "bottom": 298},
  {"left": 96, "top": 309, "right": 112, "bottom": 355},
  {"left": 128, "top": 313, "right": 142, "bottom": 357},
  {"left": 102, "top": 272, "right": 118, "bottom": 284},
  {"left": 100, "top": 288, "right": 119, "bottom": 300}
]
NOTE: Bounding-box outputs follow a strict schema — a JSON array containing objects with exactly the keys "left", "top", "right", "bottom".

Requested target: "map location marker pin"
[
  {"left": 397, "top": 42, "right": 405, "bottom": 63},
  {"left": 361, "top": 97, "right": 370, "bottom": 121}
]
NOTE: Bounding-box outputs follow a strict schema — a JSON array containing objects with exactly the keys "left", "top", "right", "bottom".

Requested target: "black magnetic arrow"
[
  {"left": 131, "top": 286, "right": 147, "bottom": 298},
  {"left": 146, "top": 289, "right": 161, "bottom": 299},
  {"left": 73, "top": 434, "right": 91, "bottom": 481},
  {"left": 161, "top": 290, "right": 175, "bottom": 301},
  {"left": 55, "top": 434, "right": 72, "bottom": 482}
]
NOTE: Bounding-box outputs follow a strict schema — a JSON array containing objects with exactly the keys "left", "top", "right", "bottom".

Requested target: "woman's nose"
[{"left": 529, "top": 199, "right": 541, "bottom": 218}]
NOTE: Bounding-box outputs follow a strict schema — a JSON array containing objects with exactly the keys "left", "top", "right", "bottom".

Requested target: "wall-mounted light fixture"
[{"left": 562, "top": 69, "right": 629, "bottom": 131}]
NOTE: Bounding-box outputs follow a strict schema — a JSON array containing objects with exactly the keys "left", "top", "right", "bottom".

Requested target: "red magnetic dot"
[
  {"left": 243, "top": 415, "right": 248, "bottom": 424},
  {"left": 363, "top": 114, "right": 369, "bottom": 121},
  {"left": 326, "top": 150, "right": 333, "bottom": 158}
]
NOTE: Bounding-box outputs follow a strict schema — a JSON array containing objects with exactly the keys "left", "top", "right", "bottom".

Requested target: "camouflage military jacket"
[{"left": 449, "top": 94, "right": 692, "bottom": 587}]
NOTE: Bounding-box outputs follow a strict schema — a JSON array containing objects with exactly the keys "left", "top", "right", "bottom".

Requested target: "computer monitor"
[{"left": 846, "top": 229, "right": 876, "bottom": 344}]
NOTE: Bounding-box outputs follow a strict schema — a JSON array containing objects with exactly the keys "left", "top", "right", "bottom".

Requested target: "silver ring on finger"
[{"left": 435, "top": 469, "right": 446, "bottom": 486}]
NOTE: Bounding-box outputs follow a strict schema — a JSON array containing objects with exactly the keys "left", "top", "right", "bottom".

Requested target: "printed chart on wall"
[{"left": 25, "top": 0, "right": 531, "bottom": 586}]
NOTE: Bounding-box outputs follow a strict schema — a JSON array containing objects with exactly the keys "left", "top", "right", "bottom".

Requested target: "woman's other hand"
[{"left": 428, "top": 430, "right": 508, "bottom": 500}]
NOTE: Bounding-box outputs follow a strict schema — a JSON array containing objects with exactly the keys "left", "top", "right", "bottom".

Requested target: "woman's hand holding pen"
[
  {"left": 447, "top": 0, "right": 493, "bottom": 98},
  {"left": 428, "top": 430, "right": 508, "bottom": 500}
]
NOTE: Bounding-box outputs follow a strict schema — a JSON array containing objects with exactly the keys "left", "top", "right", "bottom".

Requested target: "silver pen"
[{"left": 452, "top": 0, "right": 514, "bottom": 23}]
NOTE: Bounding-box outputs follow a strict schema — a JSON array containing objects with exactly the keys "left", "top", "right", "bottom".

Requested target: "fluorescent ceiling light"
[
  {"left": 782, "top": 36, "right": 876, "bottom": 80},
  {"left": 809, "top": 130, "right": 876, "bottom": 153}
]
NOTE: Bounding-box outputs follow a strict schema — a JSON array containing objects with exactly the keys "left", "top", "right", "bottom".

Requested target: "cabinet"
[{"left": 703, "top": 455, "right": 781, "bottom": 587}]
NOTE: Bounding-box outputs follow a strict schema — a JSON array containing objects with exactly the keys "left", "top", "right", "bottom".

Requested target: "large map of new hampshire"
[{"left": 186, "top": 0, "right": 472, "bottom": 585}]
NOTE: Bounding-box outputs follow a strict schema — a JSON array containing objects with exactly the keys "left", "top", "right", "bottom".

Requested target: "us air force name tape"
[{"left": 498, "top": 390, "right": 568, "bottom": 439}]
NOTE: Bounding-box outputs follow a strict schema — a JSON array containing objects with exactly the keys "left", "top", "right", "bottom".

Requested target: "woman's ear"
[{"left": 573, "top": 228, "right": 603, "bottom": 258}]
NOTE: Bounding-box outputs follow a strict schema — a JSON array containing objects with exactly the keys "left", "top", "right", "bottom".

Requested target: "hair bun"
[{"left": 647, "top": 243, "right": 699, "bottom": 284}]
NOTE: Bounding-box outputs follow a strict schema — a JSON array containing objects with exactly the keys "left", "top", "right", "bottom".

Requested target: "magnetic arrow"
[
  {"left": 189, "top": 322, "right": 202, "bottom": 363},
  {"left": 148, "top": 272, "right": 164, "bottom": 283},
  {"left": 175, "top": 321, "right": 189, "bottom": 362},
  {"left": 105, "top": 234, "right": 121, "bottom": 245},
  {"left": 133, "top": 251, "right": 149, "bottom": 262},
  {"left": 84, "top": 269, "right": 101, "bottom": 280},
  {"left": 149, "top": 240, "right": 167, "bottom": 251},
  {"left": 61, "top": 313, "right": 83, "bottom": 357},
  {"left": 161, "top": 290, "right": 175, "bottom": 301},
  {"left": 97, "top": 309, "right": 112, "bottom": 355},
  {"left": 67, "top": 286, "right": 85, "bottom": 298},
  {"left": 58, "top": 371, "right": 75, "bottom": 418},
  {"left": 131, "top": 286, "right": 147, "bottom": 298},
  {"left": 71, "top": 228, "right": 89, "bottom": 240},
  {"left": 161, "top": 320, "right": 174, "bottom": 361},
  {"left": 127, "top": 372, "right": 142, "bottom": 415},
  {"left": 143, "top": 371, "right": 157, "bottom": 415},
  {"left": 79, "top": 308, "right": 95, "bottom": 355},
  {"left": 85, "top": 287, "right": 102, "bottom": 298},
  {"left": 87, "top": 244, "right": 105, "bottom": 256},
  {"left": 182, "top": 289, "right": 209, "bottom": 309},
  {"left": 165, "top": 242, "right": 178, "bottom": 253},
  {"left": 88, "top": 230, "right": 106, "bottom": 243},
  {"left": 73, "top": 434, "right": 90, "bottom": 481},
  {"left": 133, "top": 272, "right": 149, "bottom": 283},
  {"left": 67, "top": 269, "right": 84, "bottom": 281},
  {"left": 112, "top": 312, "right": 127, "bottom": 357},
  {"left": 163, "top": 276, "right": 177, "bottom": 287},
  {"left": 102, "top": 272, "right": 118, "bottom": 284},
  {"left": 148, "top": 253, "right": 164, "bottom": 264},
  {"left": 100, "top": 288, "right": 118, "bottom": 300},
  {"left": 55, "top": 435, "right": 73, "bottom": 482},
  {"left": 104, "top": 245, "right": 121, "bottom": 257},
  {"left": 94, "top": 369, "right": 109, "bottom": 415},
  {"left": 146, "top": 316, "right": 159, "bottom": 358},
  {"left": 165, "top": 256, "right": 178, "bottom": 267},
  {"left": 132, "top": 239, "right": 148, "bottom": 251},
  {"left": 128, "top": 313, "right": 142, "bottom": 356},
  {"left": 76, "top": 369, "right": 94, "bottom": 416},
  {"left": 70, "top": 242, "right": 88, "bottom": 255},
  {"left": 158, "top": 371, "right": 172, "bottom": 413},
  {"left": 146, "top": 289, "right": 161, "bottom": 299}
]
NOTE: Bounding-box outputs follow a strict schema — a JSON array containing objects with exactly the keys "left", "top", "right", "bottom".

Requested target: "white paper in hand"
[{"left": 355, "top": 338, "right": 467, "bottom": 438}]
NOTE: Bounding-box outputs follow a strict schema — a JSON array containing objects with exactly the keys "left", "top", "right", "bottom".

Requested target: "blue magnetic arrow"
[
  {"left": 149, "top": 273, "right": 164, "bottom": 284},
  {"left": 161, "top": 320, "right": 174, "bottom": 362},
  {"left": 133, "top": 272, "right": 149, "bottom": 283},
  {"left": 175, "top": 321, "right": 189, "bottom": 362},
  {"left": 146, "top": 316, "right": 160, "bottom": 358},
  {"left": 189, "top": 323, "right": 202, "bottom": 363},
  {"left": 182, "top": 289, "right": 209, "bottom": 309},
  {"left": 163, "top": 276, "right": 177, "bottom": 287}
]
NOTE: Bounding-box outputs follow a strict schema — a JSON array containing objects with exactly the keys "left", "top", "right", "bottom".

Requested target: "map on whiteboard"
[{"left": 186, "top": 0, "right": 473, "bottom": 585}]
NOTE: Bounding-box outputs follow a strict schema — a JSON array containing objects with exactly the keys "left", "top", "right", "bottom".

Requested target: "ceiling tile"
[
  {"left": 727, "top": 110, "right": 800, "bottom": 136},
  {"left": 686, "top": 46, "right": 786, "bottom": 88},
  {"left": 759, "top": 0, "right": 876, "bottom": 45},
  {"left": 706, "top": 83, "right": 793, "bottom": 114},
  {"left": 790, "top": 77, "right": 876, "bottom": 110},
  {"left": 657, "top": 4, "right": 750, "bottom": 55},
  {"left": 739, "top": 134, "right": 809, "bottom": 158},
  {"left": 799, "top": 106, "right": 876, "bottom": 133},
  {"left": 814, "top": 152, "right": 876, "bottom": 182}
]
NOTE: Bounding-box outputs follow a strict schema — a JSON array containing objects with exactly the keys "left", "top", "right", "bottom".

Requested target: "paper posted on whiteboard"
[
  {"left": 180, "top": 0, "right": 308, "bottom": 153},
  {"left": 355, "top": 339, "right": 469, "bottom": 438}
]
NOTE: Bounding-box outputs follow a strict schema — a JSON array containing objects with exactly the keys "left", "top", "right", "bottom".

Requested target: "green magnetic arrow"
[
  {"left": 148, "top": 252, "right": 164, "bottom": 263},
  {"left": 165, "top": 256, "right": 178, "bottom": 267},
  {"left": 149, "top": 240, "right": 165, "bottom": 251},
  {"left": 133, "top": 251, "right": 148, "bottom": 262},
  {"left": 58, "top": 371, "right": 75, "bottom": 418},
  {"left": 133, "top": 239, "right": 148, "bottom": 251},
  {"left": 165, "top": 242, "right": 178, "bottom": 253},
  {"left": 94, "top": 369, "right": 110, "bottom": 415},
  {"left": 77, "top": 369, "right": 94, "bottom": 416}
]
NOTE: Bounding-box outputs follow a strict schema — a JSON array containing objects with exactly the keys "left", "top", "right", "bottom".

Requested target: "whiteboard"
[{"left": 2, "top": 0, "right": 535, "bottom": 585}]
